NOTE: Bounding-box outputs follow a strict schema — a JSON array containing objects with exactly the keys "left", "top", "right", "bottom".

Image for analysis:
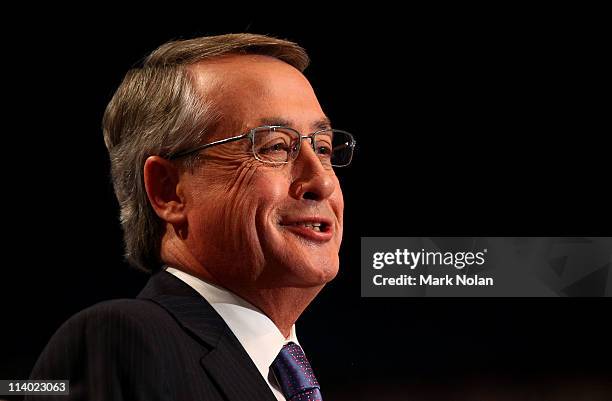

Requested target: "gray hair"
[{"left": 102, "top": 34, "right": 310, "bottom": 272}]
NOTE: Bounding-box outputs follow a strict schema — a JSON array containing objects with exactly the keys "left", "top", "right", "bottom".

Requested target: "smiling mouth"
[
  {"left": 279, "top": 218, "right": 334, "bottom": 242},
  {"left": 285, "top": 221, "right": 329, "bottom": 232}
]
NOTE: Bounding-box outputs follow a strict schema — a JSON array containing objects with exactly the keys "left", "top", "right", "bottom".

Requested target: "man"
[{"left": 28, "top": 33, "right": 355, "bottom": 401}]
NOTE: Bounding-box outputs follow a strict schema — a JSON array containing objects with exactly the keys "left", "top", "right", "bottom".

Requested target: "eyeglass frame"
[{"left": 166, "top": 125, "right": 356, "bottom": 167}]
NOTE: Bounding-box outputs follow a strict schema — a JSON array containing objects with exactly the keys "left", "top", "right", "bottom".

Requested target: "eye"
[
  {"left": 259, "top": 141, "right": 290, "bottom": 154},
  {"left": 315, "top": 136, "right": 333, "bottom": 157},
  {"left": 316, "top": 144, "right": 332, "bottom": 156},
  {"left": 253, "top": 128, "right": 299, "bottom": 163}
]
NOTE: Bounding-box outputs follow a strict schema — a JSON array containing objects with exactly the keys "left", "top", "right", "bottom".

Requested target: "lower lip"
[{"left": 281, "top": 225, "right": 333, "bottom": 242}]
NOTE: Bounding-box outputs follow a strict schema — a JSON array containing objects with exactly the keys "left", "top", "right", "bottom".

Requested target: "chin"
[
  {"left": 262, "top": 229, "right": 340, "bottom": 285},
  {"left": 318, "top": 261, "right": 340, "bottom": 283},
  {"left": 291, "top": 258, "right": 339, "bottom": 287}
]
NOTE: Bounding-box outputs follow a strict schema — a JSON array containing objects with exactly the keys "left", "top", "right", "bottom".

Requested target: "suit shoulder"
[
  {"left": 30, "top": 300, "right": 176, "bottom": 397},
  {"left": 77, "top": 298, "right": 171, "bottom": 323},
  {"left": 30, "top": 299, "right": 174, "bottom": 380},
  {"left": 50, "top": 298, "right": 168, "bottom": 334}
]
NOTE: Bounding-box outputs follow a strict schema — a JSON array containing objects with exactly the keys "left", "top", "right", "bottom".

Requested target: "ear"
[{"left": 143, "top": 156, "right": 187, "bottom": 225}]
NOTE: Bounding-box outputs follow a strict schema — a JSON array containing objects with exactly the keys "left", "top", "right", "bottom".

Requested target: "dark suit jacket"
[{"left": 28, "top": 271, "right": 279, "bottom": 401}]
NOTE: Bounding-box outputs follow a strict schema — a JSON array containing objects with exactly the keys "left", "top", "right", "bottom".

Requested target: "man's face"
[{"left": 180, "top": 55, "right": 344, "bottom": 291}]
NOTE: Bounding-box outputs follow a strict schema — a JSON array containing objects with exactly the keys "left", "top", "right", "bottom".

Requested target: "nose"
[{"left": 289, "top": 137, "right": 336, "bottom": 201}]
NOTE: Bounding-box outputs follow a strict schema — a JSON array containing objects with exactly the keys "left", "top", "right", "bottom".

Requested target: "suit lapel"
[{"left": 137, "top": 271, "right": 278, "bottom": 401}]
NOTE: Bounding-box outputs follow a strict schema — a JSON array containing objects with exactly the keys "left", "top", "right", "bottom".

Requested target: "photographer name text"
[{"left": 373, "top": 274, "right": 493, "bottom": 287}]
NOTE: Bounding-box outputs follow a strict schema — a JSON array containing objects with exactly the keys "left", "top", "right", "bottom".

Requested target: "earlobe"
[{"left": 143, "top": 156, "right": 187, "bottom": 225}]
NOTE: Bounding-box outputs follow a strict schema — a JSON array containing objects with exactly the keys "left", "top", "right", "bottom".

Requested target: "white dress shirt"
[{"left": 165, "top": 267, "right": 297, "bottom": 401}]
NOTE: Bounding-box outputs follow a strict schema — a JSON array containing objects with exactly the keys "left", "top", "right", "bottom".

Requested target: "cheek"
[
  {"left": 212, "top": 164, "right": 290, "bottom": 260},
  {"left": 334, "top": 178, "right": 345, "bottom": 216},
  {"left": 332, "top": 178, "right": 345, "bottom": 242},
  {"left": 251, "top": 170, "right": 290, "bottom": 232},
  {"left": 223, "top": 168, "right": 291, "bottom": 277},
  {"left": 185, "top": 161, "right": 257, "bottom": 251},
  {"left": 221, "top": 164, "right": 266, "bottom": 246}
]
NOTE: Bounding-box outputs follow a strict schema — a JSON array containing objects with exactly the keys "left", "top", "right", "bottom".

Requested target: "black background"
[{"left": 2, "top": 8, "right": 610, "bottom": 400}]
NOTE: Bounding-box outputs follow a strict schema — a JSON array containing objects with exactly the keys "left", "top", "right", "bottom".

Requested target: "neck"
[
  {"left": 161, "top": 233, "right": 325, "bottom": 338},
  {"left": 231, "top": 286, "right": 324, "bottom": 338}
]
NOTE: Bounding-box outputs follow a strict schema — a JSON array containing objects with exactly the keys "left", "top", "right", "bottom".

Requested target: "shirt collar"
[{"left": 164, "top": 267, "right": 299, "bottom": 381}]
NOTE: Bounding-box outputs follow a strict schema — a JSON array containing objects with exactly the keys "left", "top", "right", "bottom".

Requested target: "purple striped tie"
[{"left": 272, "top": 342, "right": 323, "bottom": 401}]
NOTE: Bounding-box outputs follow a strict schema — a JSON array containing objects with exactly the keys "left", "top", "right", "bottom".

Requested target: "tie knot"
[{"left": 272, "top": 342, "right": 322, "bottom": 400}]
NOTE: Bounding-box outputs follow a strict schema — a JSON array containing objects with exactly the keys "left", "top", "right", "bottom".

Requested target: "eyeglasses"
[{"left": 167, "top": 125, "right": 356, "bottom": 168}]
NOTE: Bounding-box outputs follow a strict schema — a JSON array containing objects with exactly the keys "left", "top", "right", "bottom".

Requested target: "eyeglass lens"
[{"left": 253, "top": 127, "right": 353, "bottom": 167}]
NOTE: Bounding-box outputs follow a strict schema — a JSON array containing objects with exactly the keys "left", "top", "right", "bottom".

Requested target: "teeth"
[{"left": 293, "top": 222, "right": 324, "bottom": 231}]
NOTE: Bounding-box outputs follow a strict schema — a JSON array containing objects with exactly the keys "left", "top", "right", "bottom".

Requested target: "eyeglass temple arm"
[{"left": 167, "top": 133, "right": 249, "bottom": 160}]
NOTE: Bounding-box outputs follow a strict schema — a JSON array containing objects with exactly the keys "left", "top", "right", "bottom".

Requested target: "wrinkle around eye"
[
  {"left": 196, "top": 141, "right": 252, "bottom": 167},
  {"left": 225, "top": 158, "right": 265, "bottom": 193}
]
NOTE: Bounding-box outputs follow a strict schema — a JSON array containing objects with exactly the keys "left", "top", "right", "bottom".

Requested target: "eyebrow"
[{"left": 255, "top": 116, "right": 333, "bottom": 131}]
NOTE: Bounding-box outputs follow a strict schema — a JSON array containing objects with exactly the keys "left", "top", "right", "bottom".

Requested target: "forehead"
[{"left": 188, "top": 55, "right": 325, "bottom": 133}]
